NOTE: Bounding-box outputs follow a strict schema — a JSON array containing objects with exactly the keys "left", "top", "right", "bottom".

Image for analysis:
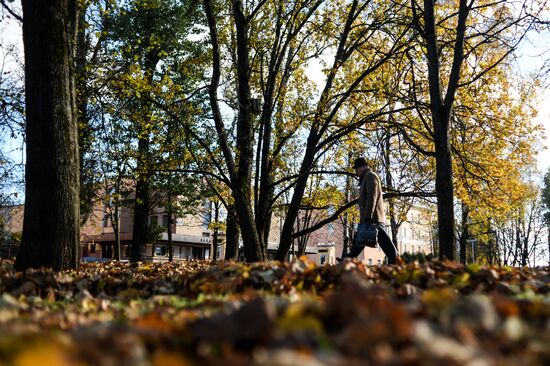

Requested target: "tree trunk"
[
  {"left": 433, "top": 122, "right": 456, "bottom": 260},
  {"left": 131, "top": 136, "right": 150, "bottom": 262},
  {"left": 167, "top": 208, "right": 173, "bottom": 263},
  {"left": 232, "top": 0, "right": 265, "bottom": 262},
  {"left": 225, "top": 206, "right": 239, "bottom": 260},
  {"left": 130, "top": 49, "right": 158, "bottom": 262},
  {"left": 459, "top": 202, "right": 469, "bottom": 264},
  {"left": 16, "top": 0, "right": 80, "bottom": 271},
  {"left": 114, "top": 203, "right": 121, "bottom": 260},
  {"left": 418, "top": 0, "right": 469, "bottom": 261},
  {"left": 383, "top": 131, "right": 399, "bottom": 247},
  {"left": 341, "top": 155, "right": 353, "bottom": 257},
  {"left": 275, "top": 133, "right": 317, "bottom": 260},
  {"left": 212, "top": 202, "right": 220, "bottom": 261}
]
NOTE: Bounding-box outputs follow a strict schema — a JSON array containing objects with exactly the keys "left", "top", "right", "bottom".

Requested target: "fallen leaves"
[{"left": 0, "top": 258, "right": 548, "bottom": 365}]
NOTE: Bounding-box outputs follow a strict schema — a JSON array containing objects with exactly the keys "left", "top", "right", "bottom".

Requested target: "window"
[
  {"left": 411, "top": 245, "right": 415, "bottom": 253},
  {"left": 162, "top": 214, "right": 170, "bottom": 228},
  {"left": 368, "top": 259, "right": 373, "bottom": 265},
  {"left": 90, "top": 243, "right": 96, "bottom": 253},
  {"left": 154, "top": 245, "right": 167, "bottom": 256},
  {"left": 103, "top": 214, "right": 110, "bottom": 228},
  {"left": 149, "top": 215, "right": 159, "bottom": 226},
  {"left": 377, "top": 260, "right": 382, "bottom": 265},
  {"left": 320, "top": 254, "right": 326, "bottom": 265},
  {"left": 203, "top": 201, "right": 212, "bottom": 229}
]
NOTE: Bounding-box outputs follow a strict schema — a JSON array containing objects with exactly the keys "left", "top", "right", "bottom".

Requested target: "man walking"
[{"left": 340, "top": 157, "right": 398, "bottom": 264}]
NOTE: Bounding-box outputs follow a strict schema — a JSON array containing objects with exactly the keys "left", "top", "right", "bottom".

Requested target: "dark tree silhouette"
[{"left": 15, "top": 0, "right": 80, "bottom": 271}]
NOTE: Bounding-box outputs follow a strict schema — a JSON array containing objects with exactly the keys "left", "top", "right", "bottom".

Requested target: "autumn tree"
[
  {"left": 201, "top": 0, "right": 411, "bottom": 262},
  {"left": 495, "top": 185, "right": 547, "bottom": 266},
  {"left": 406, "top": 0, "right": 542, "bottom": 260},
  {"left": 15, "top": 0, "right": 81, "bottom": 271},
  {"left": 100, "top": 0, "right": 206, "bottom": 261}
]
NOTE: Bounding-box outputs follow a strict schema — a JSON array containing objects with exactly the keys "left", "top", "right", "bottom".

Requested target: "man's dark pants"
[{"left": 343, "top": 223, "right": 398, "bottom": 264}]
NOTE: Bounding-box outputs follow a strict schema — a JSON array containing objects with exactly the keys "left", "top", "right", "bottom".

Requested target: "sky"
[{"left": 514, "top": 27, "right": 550, "bottom": 174}]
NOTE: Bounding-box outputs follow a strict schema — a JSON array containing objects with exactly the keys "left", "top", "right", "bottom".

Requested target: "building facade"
[
  {"left": 81, "top": 198, "right": 215, "bottom": 262},
  {"left": 1, "top": 197, "right": 434, "bottom": 265}
]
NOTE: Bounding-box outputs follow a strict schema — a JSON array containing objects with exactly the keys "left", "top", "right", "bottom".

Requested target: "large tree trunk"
[
  {"left": 232, "top": 0, "right": 265, "bottom": 262},
  {"left": 130, "top": 52, "right": 158, "bottom": 262},
  {"left": 434, "top": 122, "right": 456, "bottom": 260},
  {"left": 131, "top": 149, "right": 150, "bottom": 262},
  {"left": 419, "top": 0, "right": 469, "bottom": 261},
  {"left": 16, "top": 0, "right": 80, "bottom": 271},
  {"left": 224, "top": 206, "right": 240, "bottom": 260}
]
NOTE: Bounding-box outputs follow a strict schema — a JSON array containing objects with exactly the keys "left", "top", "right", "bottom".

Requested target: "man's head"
[{"left": 352, "top": 157, "right": 368, "bottom": 176}]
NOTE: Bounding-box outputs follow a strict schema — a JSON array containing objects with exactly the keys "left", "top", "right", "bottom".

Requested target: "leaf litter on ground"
[{"left": 0, "top": 258, "right": 548, "bottom": 365}]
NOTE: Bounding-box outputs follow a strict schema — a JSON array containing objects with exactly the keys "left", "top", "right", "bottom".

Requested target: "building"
[
  {"left": 396, "top": 204, "right": 435, "bottom": 256},
  {"left": 0, "top": 195, "right": 434, "bottom": 265},
  {"left": 0, "top": 204, "right": 23, "bottom": 258},
  {"left": 81, "top": 197, "right": 216, "bottom": 262}
]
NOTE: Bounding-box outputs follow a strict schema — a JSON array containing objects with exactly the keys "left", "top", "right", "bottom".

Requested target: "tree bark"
[
  {"left": 114, "top": 201, "right": 121, "bottom": 260},
  {"left": 212, "top": 201, "right": 220, "bottom": 261},
  {"left": 275, "top": 138, "right": 317, "bottom": 260},
  {"left": 232, "top": 0, "right": 265, "bottom": 262},
  {"left": 131, "top": 136, "right": 150, "bottom": 262},
  {"left": 167, "top": 192, "right": 173, "bottom": 263},
  {"left": 130, "top": 49, "right": 158, "bottom": 262},
  {"left": 418, "top": 0, "right": 469, "bottom": 260},
  {"left": 224, "top": 206, "right": 239, "bottom": 260},
  {"left": 16, "top": 0, "right": 80, "bottom": 271},
  {"left": 383, "top": 131, "right": 399, "bottom": 247},
  {"left": 459, "top": 202, "right": 469, "bottom": 264}
]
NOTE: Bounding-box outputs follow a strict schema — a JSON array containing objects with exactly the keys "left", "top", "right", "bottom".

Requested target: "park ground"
[{"left": 0, "top": 258, "right": 548, "bottom": 366}]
